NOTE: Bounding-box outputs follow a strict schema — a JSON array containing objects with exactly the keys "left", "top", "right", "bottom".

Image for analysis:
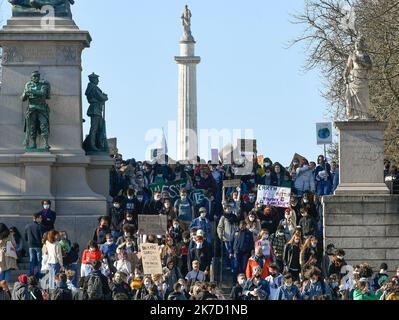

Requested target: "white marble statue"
[{"left": 344, "top": 36, "right": 373, "bottom": 120}]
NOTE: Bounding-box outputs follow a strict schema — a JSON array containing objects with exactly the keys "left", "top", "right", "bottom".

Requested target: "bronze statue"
[
  {"left": 8, "top": 0, "right": 75, "bottom": 18},
  {"left": 22, "top": 71, "right": 51, "bottom": 151},
  {"left": 83, "top": 73, "right": 109, "bottom": 154}
]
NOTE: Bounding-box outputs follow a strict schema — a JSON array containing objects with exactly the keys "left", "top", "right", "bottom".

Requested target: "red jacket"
[
  {"left": 82, "top": 249, "right": 102, "bottom": 265},
  {"left": 245, "top": 255, "right": 271, "bottom": 279}
]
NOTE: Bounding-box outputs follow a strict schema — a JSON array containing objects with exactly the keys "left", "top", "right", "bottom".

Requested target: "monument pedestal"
[
  {"left": 334, "top": 121, "right": 390, "bottom": 195},
  {"left": 322, "top": 120, "right": 398, "bottom": 274},
  {"left": 0, "top": 17, "right": 112, "bottom": 248}
]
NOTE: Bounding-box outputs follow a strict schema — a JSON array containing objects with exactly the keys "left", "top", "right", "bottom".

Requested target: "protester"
[
  {"left": 39, "top": 200, "right": 56, "bottom": 232},
  {"left": 0, "top": 224, "right": 18, "bottom": 282}
]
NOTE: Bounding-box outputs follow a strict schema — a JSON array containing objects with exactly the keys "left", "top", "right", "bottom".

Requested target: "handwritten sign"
[
  {"left": 256, "top": 185, "right": 291, "bottom": 208},
  {"left": 138, "top": 215, "right": 168, "bottom": 235},
  {"left": 140, "top": 243, "right": 162, "bottom": 275}
]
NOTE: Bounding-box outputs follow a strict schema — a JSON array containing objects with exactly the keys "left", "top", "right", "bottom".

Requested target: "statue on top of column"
[{"left": 181, "top": 5, "right": 195, "bottom": 42}]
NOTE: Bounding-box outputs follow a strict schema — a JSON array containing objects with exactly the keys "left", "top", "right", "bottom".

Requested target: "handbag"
[
  {"left": 5, "top": 241, "right": 18, "bottom": 260},
  {"left": 41, "top": 254, "right": 49, "bottom": 273}
]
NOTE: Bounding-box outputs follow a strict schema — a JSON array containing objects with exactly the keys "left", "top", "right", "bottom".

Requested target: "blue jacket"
[
  {"left": 233, "top": 229, "right": 254, "bottom": 255},
  {"left": 190, "top": 218, "right": 212, "bottom": 245},
  {"left": 331, "top": 169, "right": 339, "bottom": 192},
  {"left": 294, "top": 166, "right": 315, "bottom": 194},
  {"left": 243, "top": 278, "right": 270, "bottom": 300},
  {"left": 275, "top": 285, "right": 301, "bottom": 300},
  {"left": 301, "top": 280, "right": 332, "bottom": 300}
]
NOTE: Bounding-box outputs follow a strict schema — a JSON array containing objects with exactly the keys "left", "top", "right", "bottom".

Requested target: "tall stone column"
[{"left": 175, "top": 6, "right": 200, "bottom": 161}]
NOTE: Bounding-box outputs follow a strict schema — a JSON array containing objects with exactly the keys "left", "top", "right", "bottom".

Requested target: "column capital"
[{"left": 174, "top": 56, "right": 201, "bottom": 64}]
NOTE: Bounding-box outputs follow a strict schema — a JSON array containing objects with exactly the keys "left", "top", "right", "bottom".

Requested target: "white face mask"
[
  {"left": 238, "top": 279, "right": 245, "bottom": 285},
  {"left": 294, "top": 240, "right": 300, "bottom": 244},
  {"left": 128, "top": 196, "right": 134, "bottom": 200},
  {"left": 200, "top": 213, "right": 207, "bottom": 219},
  {"left": 249, "top": 217, "right": 255, "bottom": 222},
  {"left": 196, "top": 242, "right": 203, "bottom": 249},
  {"left": 43, "top": 205, "right": 50, "bottom": 210},
  {"left": 137, "top": 196, "right": 143, "bottom": 202},
  {"left": 310, "top": 279, "right": 318, "bottom": 284},
  {"left": 114, "top": 204, "right": 120, "bottom": 209}
]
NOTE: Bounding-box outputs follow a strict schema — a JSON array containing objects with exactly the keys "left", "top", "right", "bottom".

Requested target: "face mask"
[
  {"left": 137, "top": 196, "right": 143, "bottom": 202},
  {"left": 144, "top": 282, "right": 152, "bottom": 288},
  {"left": 310, "top": 279, "right": 318, "bottom": 284},
  {"left": 173, "top": 224, "right": 179, "bottom": 229},
  {"left": 114, "top": 204, "right": 120, "bottom": 209},
  {"left": 285, "top": 283, "right": 292, "bottom": 288},
  {"left": 265, "top": 173, "right": 271, "bottom": 177},
  {"left": 277, "top": 232, "right": 284, "bottom": 236},
  {"left": 154, "top": 196, "right": 161, "bottom": 201},
  {"left": 43, "top": 205, "right": 50, "bottom": 210},
  {"left": 238, "top": 279, "right": 245, "bottom": 286},
  {"left": 249, "top": 217, "right": 255, "bottom": 222},
  {"left": 181, "top": 196, "right": 187, "bottom": 201},
  {"left": 312, "top": 243, "right": 317, "bottom": 248},
  {"left": 294, "top": 240, "right": 299, "bottom": 244},
  {"left": 200, "top": 213, "right": 207, "bottom": 219},
  {"left": 196, "top": 242, "right": 203, "bottom": 249},
  {"left": 293, "top": 162, "right": 299, "bottom": 166},
  {"left": 128, "top": 196, "right": 134, "bottom": 200},
  {"left": 303, "top": 199, "right": 309, "bottom": 204},
  {"left": 126, "top": 217, "right": 133, "bottom": 221},
  {"left": 265, "top": 162, "right": 271, "bottom": 167},
  {"left": 107, "top": 240, "right": 113, "bottom": 245}
]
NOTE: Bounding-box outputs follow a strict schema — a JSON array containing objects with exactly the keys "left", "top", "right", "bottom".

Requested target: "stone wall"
[{"left": 323, "top": 195, "right": 399, "bottom": 274}]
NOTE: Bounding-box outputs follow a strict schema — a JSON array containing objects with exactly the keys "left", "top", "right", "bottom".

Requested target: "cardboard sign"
[
  {"left": 138, "top": 215, "right": 168, "bottom": 235},
  {"left": 223, "top": 179, "right": 241, "bottom": 188},
  {"left": 256, "top": 185, "right": 291, "bottom": 208},
  {"left": 140, "top": 243, "right": 163, "bottom": 276}
]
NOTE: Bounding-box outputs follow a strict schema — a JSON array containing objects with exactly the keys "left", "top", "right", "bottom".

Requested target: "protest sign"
[
  {"left": 223, "top": 179, "right": 241, "bottom": 188},
  {"left": 238, "top": 139, "right": 257, "bottom": 153},
  {"left": 140, "top": 243, "right": 163, "bottom": 275},
  {"left": 148, "top": 179, "right": 206, "bottom": 206},
  {"left": 256, "top": 185, "right": 291, "bottom": 208},
  {"left": 211, "top": 149, "right": 219, "bottom": 164},
  {"left": 138, "top": 215, "right": 168, "bottom": 235},
  {"left": 316, "top": 122, "right": 333, "bottom": 145},
  {"left": 148, "top": 179, "right": 189, "bottom": 203}
]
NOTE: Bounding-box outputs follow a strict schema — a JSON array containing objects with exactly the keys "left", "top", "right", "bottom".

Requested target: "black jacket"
[
  {"left": 49, "top": 287, "right": 72, "bottom": 300},
  {"left": 142, "top": 199, "right": 163, "bottom": 215},
  {"left": 24, "top": 221, "right": 44, "bottom": 248},
  {"left": 108, "top": 207, "right": 125, "bottom": 232},
  {"left": 39, "top": 209, "right": 56, "bottom": 232},
  {"left": 189, "top": 242, "right": 212, "bottom": 272},
  {"left": 299, "top": 216, "right": 316, "bottom": 237},
  {"left": 230, "top": 285, "right": 245, "bottom": 300}
]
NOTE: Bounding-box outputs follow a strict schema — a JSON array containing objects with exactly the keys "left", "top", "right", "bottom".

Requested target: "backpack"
[{"left": 87, "top": 274, "right": 104, "bottom": 300}]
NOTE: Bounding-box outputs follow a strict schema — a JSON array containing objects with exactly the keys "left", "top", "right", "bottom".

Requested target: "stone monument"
[
  {"left": 175, "top": 5, "right": 200, "bottom": 161},
  {"left": 323, "top": 36, "right": 398, "bottom": 274},
  {"left": 0, "top": 1, "right": 113, "bottom": 247}
]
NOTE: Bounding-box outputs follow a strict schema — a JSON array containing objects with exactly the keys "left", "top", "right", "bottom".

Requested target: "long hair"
[
  {"left": 0, "top": 223, "right": 10, "bottom": 241},
  {"left": 46, "top": 230, "right": 56, "bottom": 244},
  {"left": 302, "top": 236, "right": 317, "bottom": 251},
  {"left": 286, "top": 231, "right": 303, "bottom": 251}
]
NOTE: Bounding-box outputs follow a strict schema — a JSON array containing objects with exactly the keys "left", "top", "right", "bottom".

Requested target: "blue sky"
[{"left": 0, "top": 0, "right": 331, "bottom": 166}]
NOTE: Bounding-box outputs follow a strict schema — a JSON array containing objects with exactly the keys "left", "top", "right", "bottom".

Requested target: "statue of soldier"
[
  {"left": 83, "top": 73, "right": 109, "bottom": 153},
  {"left": 22, "top": 71, "right": 51, "bottom": 151}
]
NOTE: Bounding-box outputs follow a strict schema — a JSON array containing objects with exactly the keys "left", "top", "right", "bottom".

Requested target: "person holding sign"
[{"left": 174, "top": 189, "right": 195, "bottom": 231}]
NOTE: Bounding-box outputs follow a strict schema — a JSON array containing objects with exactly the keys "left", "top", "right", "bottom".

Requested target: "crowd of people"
[{"left": 0, "top": 153, "right": 398, "bottom": 301}]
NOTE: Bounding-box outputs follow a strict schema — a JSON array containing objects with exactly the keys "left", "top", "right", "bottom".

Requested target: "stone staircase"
[{"left": 9, "top": 256, "right": 31, "bottom": 287}]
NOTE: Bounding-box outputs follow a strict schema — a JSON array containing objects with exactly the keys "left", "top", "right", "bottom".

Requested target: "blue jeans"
[
  {"left": 234, "top": 253, "right": 249, "bottom": 279},
  {"left": 48, "top": 263, "right": 61, "bottom": 290},
  {"left": 29, "top": 247, "right": 42, "bottom": 277},
  {"left": 317, "top": 180, "right": 332, "bottom": 197},
  {"left": 0, "top": 270, "right": 10, "bottom": 282},
  {"left": 223, "top": 241, "right": 234, "bottom": 271}
]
